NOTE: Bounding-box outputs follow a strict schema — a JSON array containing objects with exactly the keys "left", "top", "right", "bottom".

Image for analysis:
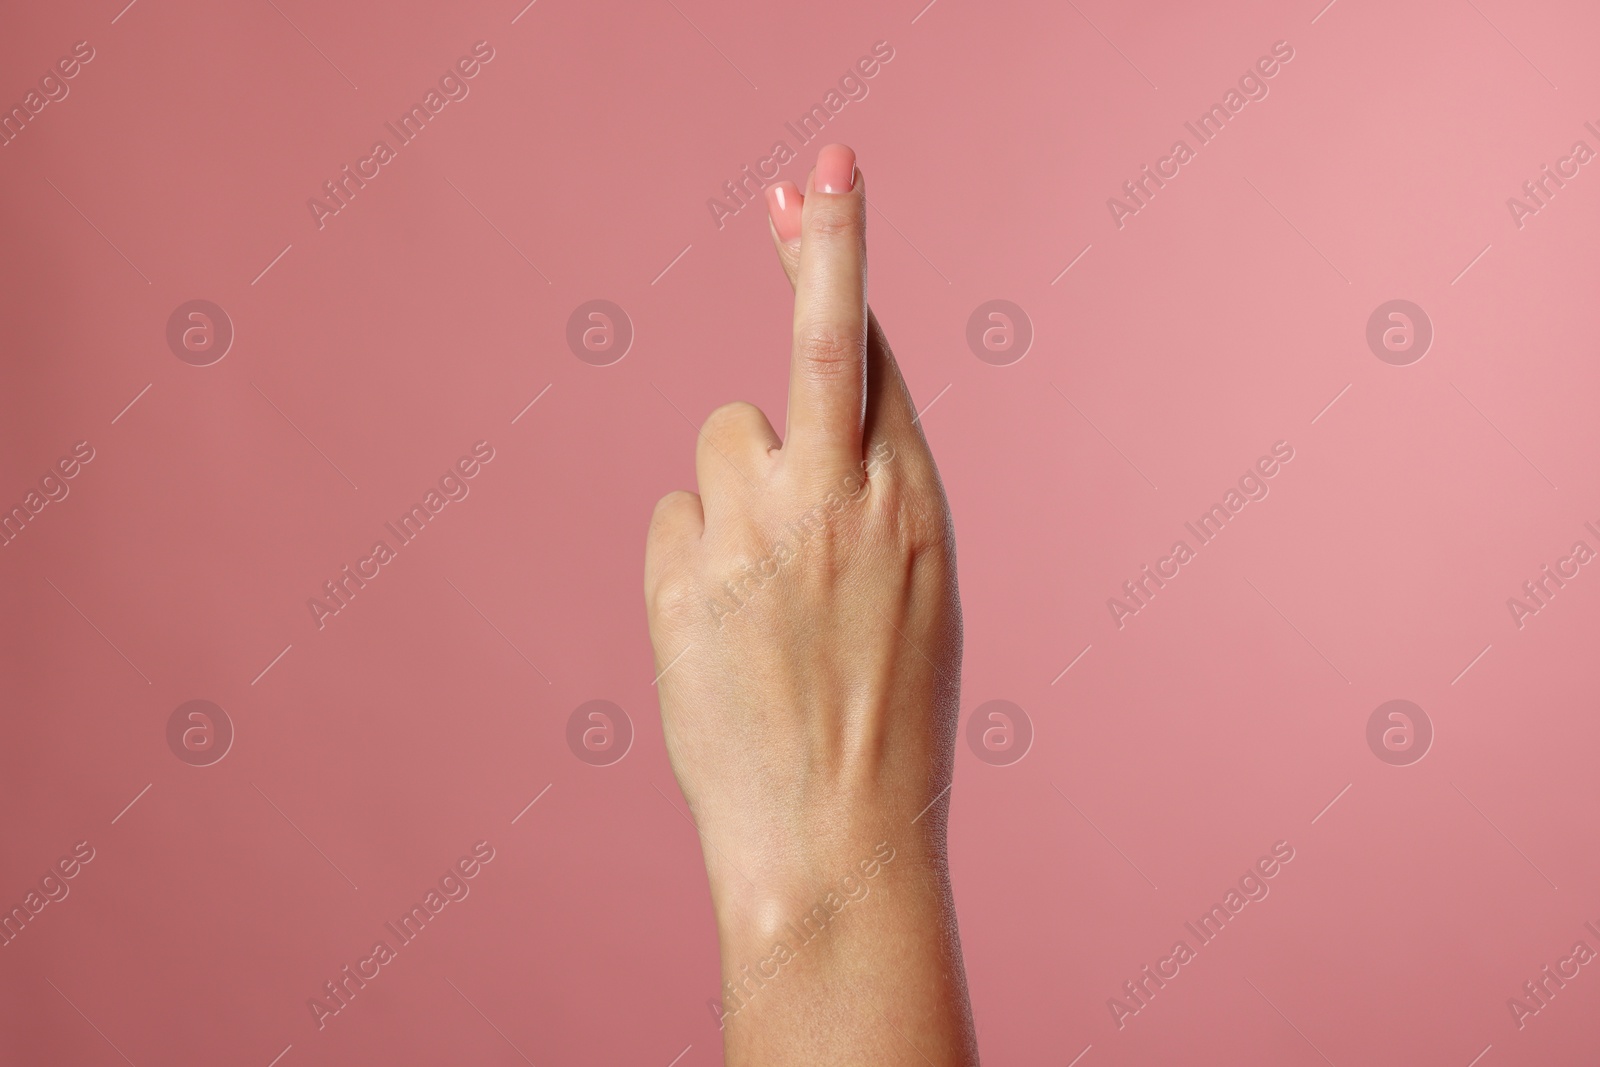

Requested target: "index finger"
[{"left": 786, "top": 144, "right": 867, "bottom": 476}]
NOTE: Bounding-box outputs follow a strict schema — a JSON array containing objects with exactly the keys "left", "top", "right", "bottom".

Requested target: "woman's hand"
[{"left": 644, "top": 144, "right": 978, "bottom": 1064}]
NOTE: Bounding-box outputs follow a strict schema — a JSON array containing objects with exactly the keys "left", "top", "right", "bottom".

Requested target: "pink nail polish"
[
  {"left": 765, "top": 181, "right": 803, "bottom": 244},
  {"left": 815, "top": 144, "right": 856, "bottom": 194}
]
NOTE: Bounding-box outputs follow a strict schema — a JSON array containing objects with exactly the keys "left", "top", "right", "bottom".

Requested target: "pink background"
[{"left": 3, "top": 0, "right": 1598, "bottom": 1064}]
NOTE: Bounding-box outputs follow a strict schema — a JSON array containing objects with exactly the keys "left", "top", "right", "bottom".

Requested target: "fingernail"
[
  {"left": 815, "top": 144, "right": 856, "bottom": 194},
  {"left": 765, "top": 181, "right": 803, "bottom": 245}
]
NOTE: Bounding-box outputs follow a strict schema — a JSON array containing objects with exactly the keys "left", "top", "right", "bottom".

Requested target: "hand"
[{"left": 644, "top": 144, "right": 978, "bottom": 1064}]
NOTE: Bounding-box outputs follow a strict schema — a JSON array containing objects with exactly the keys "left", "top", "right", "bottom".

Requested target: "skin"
[{"left": 644, "top": 145, "right": 980, "bottom": 1064}]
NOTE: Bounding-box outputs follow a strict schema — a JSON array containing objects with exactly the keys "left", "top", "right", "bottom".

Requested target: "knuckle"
[
  {"left": 648, "top": 491, "right": 696, "bottom": 543},
  {"left": 875, "top": 477, "right": 952, "bottom": 557},
  {"left": 652, "top": 489, "right": 683, "bottom": 514},
  {"left": 795, "top": 324, "right": 866, "bottom": 379},
  {"left": 702, "top": 400, "right": 757, "bottom": 433},
  {"left": 806, "top": 204, "right": 862, "bottom": 242},
  {"left": 904, "top": 498, "right": 953, "bottom": 557},
  {"left": 645, "top": 512, "right": 700, "bottom": 614},
  {"left": 647, "top": 569, "right": 701, "bottom": 623},
  {"left": 699, "top": 400, "right": 762, "bottom": 447},
  {"left": 650, "top": 489, "right": 688, "bottom": 523}
]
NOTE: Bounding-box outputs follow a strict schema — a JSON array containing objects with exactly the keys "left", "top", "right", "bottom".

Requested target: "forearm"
[{"left": 710, "top": 828, "right": 978, "bottom": 1064}]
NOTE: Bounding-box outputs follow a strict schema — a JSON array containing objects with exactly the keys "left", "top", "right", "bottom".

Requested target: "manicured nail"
[
  {"left": 815, "top": 144, "right": 856, "bottom": 194},
  {"left": 765, "top": 181, "right": 803, "bottom": 245}
]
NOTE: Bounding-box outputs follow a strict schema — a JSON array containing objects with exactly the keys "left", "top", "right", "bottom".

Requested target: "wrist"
[
  {"left": 708, "top": 823, "right": 951, "bottom": 993},
  {"left": 707, "top": 825, "right": 976, "bottom": 1063},
  {"left": 701, "top": 782, "right": 952, "bottom": 937}
]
